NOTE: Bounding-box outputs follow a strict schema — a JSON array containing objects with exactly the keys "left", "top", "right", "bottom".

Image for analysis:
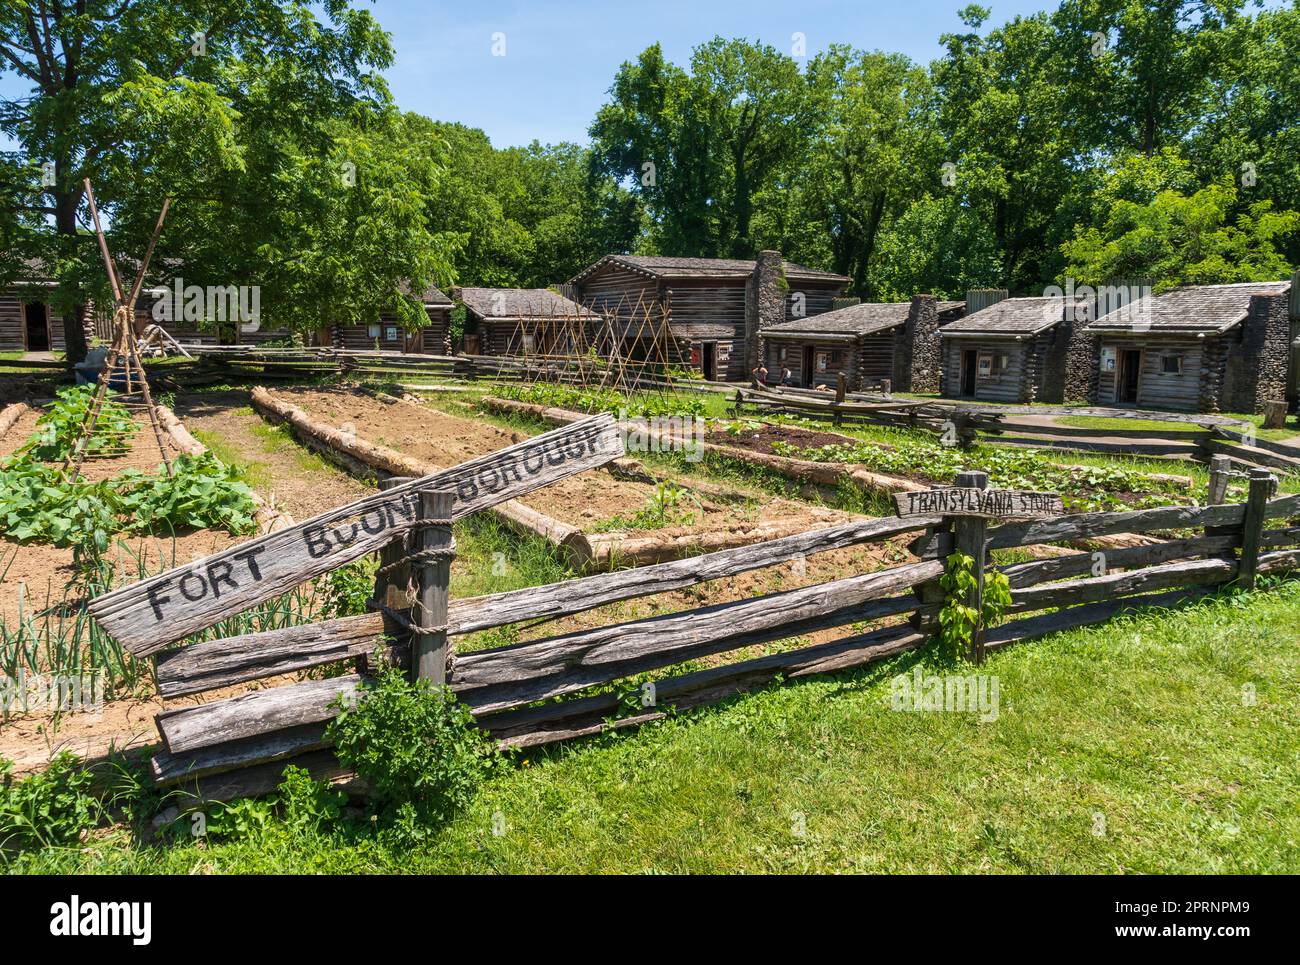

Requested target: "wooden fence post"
[
  {"left": 1262, "top": 399, "right": 1287, "bottom": 430},
  {"left": 1238, "top": 469, "right": 1275, "bottom": 591},
  {"left": 1206, "top": 454, "right": 1231, "bottom": 505},
  {"left": 366, "top": 476, "right": 414, "bottom": 675},
  {"left": 953, "top": 470, "right": 989, "bottom": 663},
  {"left": 413, "top": 490, "right": 455, "bottom": 684}
]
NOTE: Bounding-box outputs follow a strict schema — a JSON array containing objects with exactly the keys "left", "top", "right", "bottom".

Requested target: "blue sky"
[
  {"left": 363, "top": 0, "right": 1058, "bottom": 147},
  {"left": 0, "top": 1, "right": 1060, "bottom": 152}
]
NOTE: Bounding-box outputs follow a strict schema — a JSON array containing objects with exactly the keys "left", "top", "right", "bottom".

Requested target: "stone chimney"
[
  {"left": 894, "top": 295, "right": 940, "bottom": 393},
  {"left": 1225, "top": 291, "right": 1291, "bottom": 413},
  {"left": 745, "top": 250, "right": 785, "bottom": 372}
]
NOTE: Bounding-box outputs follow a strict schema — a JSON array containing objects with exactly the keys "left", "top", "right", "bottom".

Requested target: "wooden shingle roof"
[
  {"left": 1086, "top": 281, "right": 1292, "bottom": 335},
  {"left": 570, "top": 254, "right": 850, "bottom": 285},
  {"left": 401, "top": 280, "right": 453, "bottom": 307},
  {"left": 762, "top": 300, "right": 965, "bottom": 338},
  {"left": 454, "top": 287, "right": 595, "bottom": 321},
  {"left": 940, "top": 296, "right": 1088, "bottom": 338}
]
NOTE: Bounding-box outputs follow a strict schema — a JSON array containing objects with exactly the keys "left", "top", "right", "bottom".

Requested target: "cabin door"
[
  {"left": 1117, "top": 349, "right": 1142, "bottom": 404},
  {"left": 700, "top": 342, "right": 717, "bottom": 381},
  {"left": 23, "top": 302, "right": 50, "bottom": 352},
  {"left": 802, "top": 345, "right": 815, "bottom": 387},
  {"left": 960, "top": 349, "right": 977, "bottom": 396}
]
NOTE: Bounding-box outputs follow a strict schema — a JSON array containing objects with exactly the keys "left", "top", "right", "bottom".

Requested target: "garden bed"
[
  {"left": 0, "top": 402, "right": 245, "bottom": 627},
  {"left": 259, "top": 386, "right": 861, "bottom": 566}
]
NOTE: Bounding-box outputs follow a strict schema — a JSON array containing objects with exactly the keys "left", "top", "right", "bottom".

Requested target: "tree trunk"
[{"left": 55, "top": 185, "right": 89, "bottom": 363}]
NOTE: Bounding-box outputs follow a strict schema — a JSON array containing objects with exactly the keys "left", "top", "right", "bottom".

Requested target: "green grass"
[
  {"left": 9, "top": 577, "right": 1300, "bottom": 873},
  {"left": 1057, "top": 412, "right": 1298, "bottom": 443},
  {"left": 1055, "top": 415, "right": 1206, "bottom": 434}
]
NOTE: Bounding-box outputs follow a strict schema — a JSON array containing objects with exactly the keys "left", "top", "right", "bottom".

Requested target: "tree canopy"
[{"left": 1, "top": 0, "right": 1296, "bottom": 356}]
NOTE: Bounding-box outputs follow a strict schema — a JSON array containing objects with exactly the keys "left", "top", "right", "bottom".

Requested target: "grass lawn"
[
  {"left": 10, "top": 575, "right": 1299, "bottom": 874},
  {"left": 1057, "top": 413, "right": 1298, "bottom": 443}
]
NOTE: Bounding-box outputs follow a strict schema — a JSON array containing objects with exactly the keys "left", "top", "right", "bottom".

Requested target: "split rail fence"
[
  {"left": 731, "top": 385, "right": 1300, "bottom": 473},
  {"left": 81, "top": 413, "right": 1300, "bottom": 804}
]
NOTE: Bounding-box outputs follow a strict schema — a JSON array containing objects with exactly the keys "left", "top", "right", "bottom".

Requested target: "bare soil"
[
  {"left": 704, "top": 421, "right": 865, "bottom": 456},
  {"left": 274, "top": 386, "right": 859, "bottom": 538},
  {"left": 172, "top": 390, "right": 371, "bottom": 519}
]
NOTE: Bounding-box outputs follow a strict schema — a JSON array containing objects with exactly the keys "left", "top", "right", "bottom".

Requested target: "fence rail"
[{"left": 128, "top": 445, "right": 1300, "bottom": 801}]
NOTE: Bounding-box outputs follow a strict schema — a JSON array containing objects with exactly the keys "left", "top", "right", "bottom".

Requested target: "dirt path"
[{"left": 172, "top": 389, "right": 371, "bottom": 520}]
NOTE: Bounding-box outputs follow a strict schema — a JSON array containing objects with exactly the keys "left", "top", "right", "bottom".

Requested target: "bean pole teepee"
[{"left": 63, "top": 180, "right": 174, "bottom": 481}]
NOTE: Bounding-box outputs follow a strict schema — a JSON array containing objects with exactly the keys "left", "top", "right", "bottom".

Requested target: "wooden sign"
[
  {"left": 894, "top": 487, "right": 1064, "bottom": 520},
  {"left": 89, "top": 413, "right": 624, "bottom": 655}
]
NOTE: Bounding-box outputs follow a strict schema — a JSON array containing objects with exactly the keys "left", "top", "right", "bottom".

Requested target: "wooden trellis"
[{"left": 63, "top": 180, "right": 174, "bottom": 481}]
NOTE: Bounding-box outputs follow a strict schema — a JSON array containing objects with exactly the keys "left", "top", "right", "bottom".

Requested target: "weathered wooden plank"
[
  {"left": 451, "top": 561, "right": 941, "bottom": 714},
  {"left": 999, "top": 535, "right": 1239, "bottom": 588},
  {"left": 89, "top": 412, "right": 624, "bottom": 654},
  {"left": 1265, "top": 492, "right": 1300, "bottom": 521},
  {"left": 152, "top": 612, "right": 398, "bottom": 698},
  {"left": 153, "top": 560, "right": 935, "bottom": 754},
  {"left": 489, "top": 624, "right": 928, "bottom": 749},
  {"left": 1204, "top": 437, "right": 1300, "bottom": 474},
  {"left": 895, "top": 487, "right": 1063, "bottom": 519},
  {"left": 1210, "top": 425, "right": 1300, "bottom": 461},
  {"left": 156, "top": 675, "right": 361, "bottom": 754},
  {"left": 988, "top": 501, "right": 1247, "bottom": 550},
  {"left": 182, "top": 749, "right": 363, "bottom": 805},
  {"left": 1239, "top": 471, "right": 1275, "bottom": 590},
  {"left": 153, "top": 515, "right": 936, "bottom": 697},
  {"left": 984, "top": 587, "right": 1216, "bottom": 651},
  {"left": 1008, "top": 557, "right": 1237, "bottom": 613},
  {"left": 151, "top": 722, "right": 331, "bottom": 784}
]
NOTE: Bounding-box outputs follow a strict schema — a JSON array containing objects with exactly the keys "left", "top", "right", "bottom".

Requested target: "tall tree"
[
  {"left": 0, "top": 0, "right": 438, "bottom": 358},
  {"left": 591, "top": 38, "right": 814, "bottom": 258}
]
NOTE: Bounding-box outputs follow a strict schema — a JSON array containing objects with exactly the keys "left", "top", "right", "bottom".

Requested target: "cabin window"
[
  {"left": 830, "top": 349, "right": 844, "bottom": 364},
  {"left": 522, "top": 334, "right": 536, "bottom": 352},
  {"left": 1160, "top": 355, "right": 1183, "bottom": 375},
  {"left": 385, "top": 326, "right": 398, "bottom": 342},
  {"left": 778, "top": 347, "right": 788, "bottom": 362},
  {"left": 977, "top": 353, "right": 994, "bottom": 378},
  {"left": 367, "top": 324, "right": 381, "bottom": 338}
]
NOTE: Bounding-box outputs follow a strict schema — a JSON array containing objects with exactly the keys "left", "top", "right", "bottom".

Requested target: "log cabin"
[
  {"left": 759, "top": 295, "right": 965, "bottom": 391},
  {"left": 939, "top": 295, "right": 1094, "bottom": 403},
  {"left": 327, "top": 283, "right": 453, "bottom": 354},
  {"left": 0, "top": 262, "right": 77, "bottom": 353},
  {"left": 454, "top": 287, "right": 598, "bottom": 357},
  {"left": 568, "top": 251, "right": 850, "bottom": 381},
  {"left": 1077, "top": 280, "right": 1294, "bottom": 413}
]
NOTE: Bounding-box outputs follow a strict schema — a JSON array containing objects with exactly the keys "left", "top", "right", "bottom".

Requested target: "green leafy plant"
[
  {"left": 277, "top": 765, "right": 347, "bottom": 835},
  {"left": 318, "top": 557, "right": 379, "bottom": 619},
  {"left": 203, "top": 795, "right": 278, "bottom": 842},
  {"left": 0, "top": 753, "right": 100, "bottom": 852},
  {"left": 592, "top": 480, "right": 703, "bottom": 532},
  {"left": 497, "top": 381, "right": 707, "bottom": 418},
  {"left": 327, "top": 667, "right": 496, "bottom": 839},
  {"left": 936, "top": 552, "right": 1013, "bottom": 659},
  {"left": 0, "top": 452, "right": 257, "bottom": 550},
  {"left": 21, "top": 384, "right": 136, "bottom": 462}
]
